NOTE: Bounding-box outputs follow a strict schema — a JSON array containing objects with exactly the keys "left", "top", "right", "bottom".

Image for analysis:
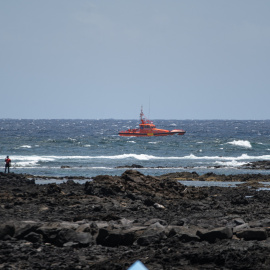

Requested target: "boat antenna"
[
  {"left": 140, "top": 106, "right": 144, "bottom": 122},
  {"left": 148, "top": 96, "right": 151, "bottom": 120}
]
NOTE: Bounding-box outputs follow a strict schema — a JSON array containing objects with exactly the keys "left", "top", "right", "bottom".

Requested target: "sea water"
[{"left": 0, "top": 119, "right": 270, "bottom": 178}]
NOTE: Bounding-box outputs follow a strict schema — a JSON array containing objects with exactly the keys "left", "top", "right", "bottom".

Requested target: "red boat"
[{"left": 119, "top": 108, "right": 186, "bottom": 137}]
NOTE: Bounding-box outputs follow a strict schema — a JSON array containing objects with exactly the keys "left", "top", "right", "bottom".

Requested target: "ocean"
[{"left": 1, "top": 119, "right": 270, "bottom": 178}]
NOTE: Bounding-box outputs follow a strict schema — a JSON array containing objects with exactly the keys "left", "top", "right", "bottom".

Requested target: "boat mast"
[
  {"left": 140, "top": 106, "right": 153, "bottom": 125},
  {"left": 140, "top": 106, "right": 145, "bottom": 124}
]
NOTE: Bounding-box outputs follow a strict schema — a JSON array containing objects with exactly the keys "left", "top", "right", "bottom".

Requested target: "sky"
[{"left": 0, "top": 1, "right": 270, "bottom": 120}]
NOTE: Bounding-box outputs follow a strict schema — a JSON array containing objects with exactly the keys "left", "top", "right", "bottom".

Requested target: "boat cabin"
[{"left": 140, "top": 124, "right": 155, "bottom": 130}]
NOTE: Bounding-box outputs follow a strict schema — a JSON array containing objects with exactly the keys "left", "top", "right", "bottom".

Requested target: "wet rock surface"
[
  {"left": 1, "top": 171, "right": 270, "bottom": 269},
  {"left": 116, "top": 160, "right": 270, "bottom": 171},
  {"left": 241, "top": 160, "right": 270, "bottom": 170}
]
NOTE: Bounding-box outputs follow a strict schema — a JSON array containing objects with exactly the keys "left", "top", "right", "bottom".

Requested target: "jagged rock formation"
[{"left": 1, "top": 171, "right": 270, "bottom": 269}]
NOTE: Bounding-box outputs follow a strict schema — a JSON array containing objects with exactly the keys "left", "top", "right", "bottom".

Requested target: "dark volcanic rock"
[
  {"left": 236, "top": 228, "right": 268, "bottom": 241},
  {"left": 242, "top": 160, "right": 270, "bottom": 170},
  {"left": 24, "top": 232, "right": 43, "bottom": 243},
  {"left": 57, "top": 229, "right": 92, "bottom": 247},
  {"left": 0, "top": 224, "right": 15, "bottom": 240},
  {"left": 197, "top": 227, "right": 233, "bottom": 243},
  {"left": 1, "top": 170, "right": 270, "bottom": 269},
  {"left": 96, "top": 227, "right": 137, "bottom": 247},
  {"left": 115, "top": 164, "right": 144, "bottom": 169}
]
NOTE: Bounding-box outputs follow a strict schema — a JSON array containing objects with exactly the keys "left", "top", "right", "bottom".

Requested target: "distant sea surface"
[{"left": 1, "top": 119, "right": 270, "bottom": 177}]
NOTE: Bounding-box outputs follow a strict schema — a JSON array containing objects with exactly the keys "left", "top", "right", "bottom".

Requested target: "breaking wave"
[
  {"left": 11, "top": 153, "right": 270, "bottom": 166},
  {"left": 227, "top": 140, "right": 252, "bottom": 148}
]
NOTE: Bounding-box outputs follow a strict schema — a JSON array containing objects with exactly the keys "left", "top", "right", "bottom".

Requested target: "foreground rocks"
[{"left": 1, "top": 171, "right": 270, "bottom": 269}]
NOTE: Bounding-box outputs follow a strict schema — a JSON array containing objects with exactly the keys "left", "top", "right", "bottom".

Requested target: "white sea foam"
[
  {"left": 98, "top": 154, "right": 156, "bottom": 160},
  {"left": 92, "top": 153, "right": 270, "bottom": 161},
  {"left": 12, "top": 155, "right": 55, "bottom": 167},
  {"left": 10, "top": 153, "right": 270, "bottom": 168},
  {"left": 14, "top": 162, "right": 37, "bottom": 167},
  {"left": 215, "top": 160, "right": 247, "bottom": 167},
  {"left": 227, "top": 140, "right": 252, "bottom": 148},
  {"left": 170, "top": 153, "right": 270, "bottom": 161},
  {"left": 91, "top": 167, "right": 111, "bottom": 169},
  {"left": 20, "top": 145, "right": 32, "bottom": 148}
]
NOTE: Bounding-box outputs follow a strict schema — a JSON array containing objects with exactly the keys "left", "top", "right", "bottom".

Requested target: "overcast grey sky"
[{"left": 0, "top": 1, "right": 269, "bottom": 119}]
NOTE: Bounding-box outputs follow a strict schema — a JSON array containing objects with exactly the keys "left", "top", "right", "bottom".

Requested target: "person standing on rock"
[{"left": 5, "top": 156, "right": 11, "bottom": 173}]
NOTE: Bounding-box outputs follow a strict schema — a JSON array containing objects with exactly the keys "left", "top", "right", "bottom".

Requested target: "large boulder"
[
  {"left": 121, "top": 170, "right": 145, "bottom": 183},
  {"left": 14, "top": 221, "right": 40, "bottom": 239},
  {"left": 136, "top": 230, "right": 167, "bottom": 246},
  {"left": 36, "top": 222, "right": 63, "bottom": 244},
  {"left": 233, "top": 223, "right": 250, "bottom": 233},
  {"left": 236, "top": 229, "right": 267, "bottom": 241},
  {"left": 96, "top": 227, "right": 140, "bottom": 247},
  {"left": 167, "top": 226, "right": 200, "bottom": 242},
  {"left": 249, "top": 219, "right": 270, "bottom": 228},
  {"left": 57, "top": 229, "right": 92, "bottom": 247},
  {"left": 197, "top": 227, "right": 233, "bottom": 243},
  {"left": 84, "top": 176, "right": 122, "bottom": 196},
  {"left": 136, "top": 222, "right": 167, "bottom": 246},
  {"left": 0, "top": 223, "right": 15, "bottom": 240},
  {"left": 24, "top": 232, "right": 43, "bottom": 243},
  {"left": 36, "top": 222, "right": 89, "bottom": 246}
]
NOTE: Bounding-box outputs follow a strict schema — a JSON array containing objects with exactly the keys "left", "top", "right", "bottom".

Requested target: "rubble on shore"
[{"left": 1, "top": 170, "right": 270, "bottom": 269}]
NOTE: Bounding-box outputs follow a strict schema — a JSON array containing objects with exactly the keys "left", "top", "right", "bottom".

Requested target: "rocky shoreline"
[
  {"left": 115, "top": 160, "right": 270, "bottom": 171},
  {"left": 1, "top": 170, "right": 270, "bottom": 269}
]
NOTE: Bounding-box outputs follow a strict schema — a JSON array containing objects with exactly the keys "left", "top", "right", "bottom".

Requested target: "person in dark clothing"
[{"left": 5, "top": 156, "right": 11, "bottom": 173}]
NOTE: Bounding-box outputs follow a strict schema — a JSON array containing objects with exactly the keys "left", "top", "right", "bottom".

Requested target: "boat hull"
[{"left": 119, "top": 129, "right": 186, "bottom": 137}]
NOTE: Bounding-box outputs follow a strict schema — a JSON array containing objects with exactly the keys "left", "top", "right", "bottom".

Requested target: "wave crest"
[{"left": 227, "top": 140, "right": 252, "bottom": 148}]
